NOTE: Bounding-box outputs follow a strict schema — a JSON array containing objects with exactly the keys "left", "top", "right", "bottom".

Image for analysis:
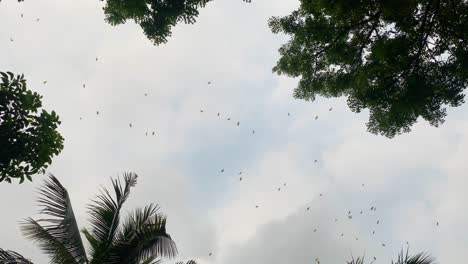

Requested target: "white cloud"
[{"left": 1, "top": 0, "right": 468, "bottom": 264}]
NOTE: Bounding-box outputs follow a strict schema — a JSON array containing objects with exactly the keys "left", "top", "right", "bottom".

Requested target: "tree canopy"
[
  {"left": 269, "top": 0, "right": 468, "bottom": 137},
  {"left": 0, "top": 72, "right": 64, "bottom": 184},
  {"left": 103, "top": 0, "right": 251, "bottom": 45}
]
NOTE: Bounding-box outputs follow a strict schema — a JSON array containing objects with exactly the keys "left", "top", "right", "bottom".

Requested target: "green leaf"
[
  {"left": 20, "top": 175, "right": 88, "bottom": 263},
  {"left": 270, "top": 0, "right": 468, "bottom": 138},
  {"left": 1, "top": 71, "right": 64, "bottom": 183}
]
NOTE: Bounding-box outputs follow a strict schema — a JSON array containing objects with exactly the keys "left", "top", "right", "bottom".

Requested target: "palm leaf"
[
  {"left": 0, "top": 248, "right": 34, "bottom": 264},
  {"left": 84, "top": 172, "right": 137, "bottom": 263},
  {"left": 175, "top": 261, "right": 197, "bottom": 264},
  {"left": 139, "top": 256, "right": 162, "bottom": 264},
  {"left": 392, "top": 249, "right": 435, "bottom": 264},
  {"left": 21, "top": 218, "right": 79, "bottom": 264},
  {"left": 110, "top": 204, "right": 178, "bottom": 263},
  {"left": 20, "top": 175, "right": 88, "bottom": 264},
  {"left": 405, "top": 254, "right": 435, "bottom": 264},
  {"left": 346, "top": 256, "right": 365, "bottom": 264}
]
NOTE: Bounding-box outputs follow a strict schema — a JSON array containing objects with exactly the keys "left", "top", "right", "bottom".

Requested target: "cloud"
[
  {"left": 210, "top": 111, "right": 468, "bottom": 264},
  {"left": 1, "top": 0, "right": 468, "bottom": 264},
  {"left": 221, "top": 201, "right": 364, "bottom": 264}
]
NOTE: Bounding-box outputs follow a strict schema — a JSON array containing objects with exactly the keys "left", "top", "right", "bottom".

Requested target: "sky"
[{"left": 1, "top": 0, "right": 468, "bottom": 263}]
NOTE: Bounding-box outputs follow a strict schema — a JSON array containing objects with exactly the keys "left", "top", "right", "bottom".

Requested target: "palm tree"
[
  {"left": 0, "top": 249, "right": 33, "bottom": 263},
  {"left": 347, "top": 248, "right": 435, "bottom": 264},
  {"left": 0, "top": 248, "right": 196, "bottom": 264},
  {"left": 0, "top": 173, "right": 179, "bottom": 264},
  {"left": 392, "top": 249, "right": 434, "bottom": 264}
]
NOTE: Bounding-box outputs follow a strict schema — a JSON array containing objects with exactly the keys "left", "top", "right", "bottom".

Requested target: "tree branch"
[
  {"left": 413, "top": 0, "right": 440, "bottom": 73},
  {"left": 312, "top": 10, "right": 382, "bottom": 59},
  {"left": 356, "top": 16, "right": 381, "bottom": 62}
]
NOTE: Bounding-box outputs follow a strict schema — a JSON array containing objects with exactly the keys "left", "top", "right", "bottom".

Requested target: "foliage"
[
  {"left": 392, "top": 249, "right": 434, "bottom": 264},
  {"left": 103, "top": 0, "right": 251, "bottom": 45},
  {"left": 346, "top": 249, "right": 435, "bottom": 264},
  {"left": 1, "top": 173, "right": 178, "bottom": 264},
  {"left": 0, "top": 249, "right": 33, "bottom": 264},
  {"left": 269, "top": 0, "right": 468, "bottom": 137},
  {"left": 176, "top": 261, "right": 197, "bottom": 264},
  {"left": 0, "top": 71, "right": 64, "bottom": 184},
  {"left": 347, "top": 256, "right": 365, "bottom": 264}
]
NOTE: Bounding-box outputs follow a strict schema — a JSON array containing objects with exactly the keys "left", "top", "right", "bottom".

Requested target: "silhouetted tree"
[
  {"left": 0, "top": 173, "right": 178, "bottom": 263},
  {"left": 175, "top": 261, "right": 197, "bottom": 264},
  {"left": 392, "top": 250, "right": 434, "bottom": 264},
  {"left": 0, "top": 72, "right": 64, "bottom": 184},
  {"left": 103, "top": 0, "right": 251, "bottom": 45},
  {"left": 4, "top": 0, "right": 250, "bottom": 44},
  {"left": 0, "top": 249, "right": 33, "bottom": 263},
  {"left": 0, "top": 249, "right": 197, "bottom": 264},
  {"left": 270, "top": 0, "right": 468, "bottom": 137},
  {"left": 347, "top": 248, "right": 435, "bottom": 264}
]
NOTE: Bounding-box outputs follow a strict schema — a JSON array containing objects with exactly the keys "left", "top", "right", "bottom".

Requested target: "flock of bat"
[
  {"left": 10, "top": 12, "right": 440, "bottom": 264},
  {"left": 192, "top": 92, "right": 439, "bottom": 262},
  {"left": 194, "top": 91, "right": 408, "bottom": 263},
  {"left": 42, "top": 65, "right": 440, "bottom": 264},
  {"left": 69, "top": 76, "right": 396, "bottom": 262}
]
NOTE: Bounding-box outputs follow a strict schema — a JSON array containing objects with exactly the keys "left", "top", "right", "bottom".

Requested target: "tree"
[
  {"left": 0, "top": 249, "right": 33, "bottom": 263},
  {"left": 269, "top": 0, "right": 468, "bottom": 137},
  {"left": 0, "top": 72, "right": 64, "bottom": 184},
  {"left": 392, "top": 250, "right": 434, "bottom": 264},
  {"left": 4, "top": 0, "right": 252, "bottom": 44},
  {"left": 103, "top": 0, "right": 251, "bottom": 45},
  {"left": 347, "top": 248, "right": 434, "bottom": 264},
  {"left": 0, "top": 249, "right": 197, "bottom": 264},
  {"left": 0, "top": 173, "right": 179, "bottom": 263}
]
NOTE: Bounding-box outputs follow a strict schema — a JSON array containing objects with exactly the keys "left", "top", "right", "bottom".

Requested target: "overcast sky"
[{"left": 1, "top": 0, "right": 467, "bottom": 263}]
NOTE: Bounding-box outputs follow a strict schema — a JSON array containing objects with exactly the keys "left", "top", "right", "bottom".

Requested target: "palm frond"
[
  {"left": 175, "top": 261, "right": 197, "bottom": 264},
  {"left": 392, "top": 249, "right": 435, "bottom": 264},
  {"left": 85, "top": 172, "right": 137, "bottom": 262},
  {"left": 110, "top": 204, "right": 178, "bottom": 263},
  {"left": 139, "top": 256, "right": 162, "bottom": 264},
  {"left": 0, "top": 248, "right": 34, "bottom": 264},
  {"left": 406, "top": 254, "right": 435, "bottom": 264},
  {"left": 20, "top": 175, "right": 87, "bottom": 264},
  {"left": 21, "top": 218, "right": 77, "bottom": 263},
  {"left": 346, "top": 255, "right": 365, "bottom": 264}
]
